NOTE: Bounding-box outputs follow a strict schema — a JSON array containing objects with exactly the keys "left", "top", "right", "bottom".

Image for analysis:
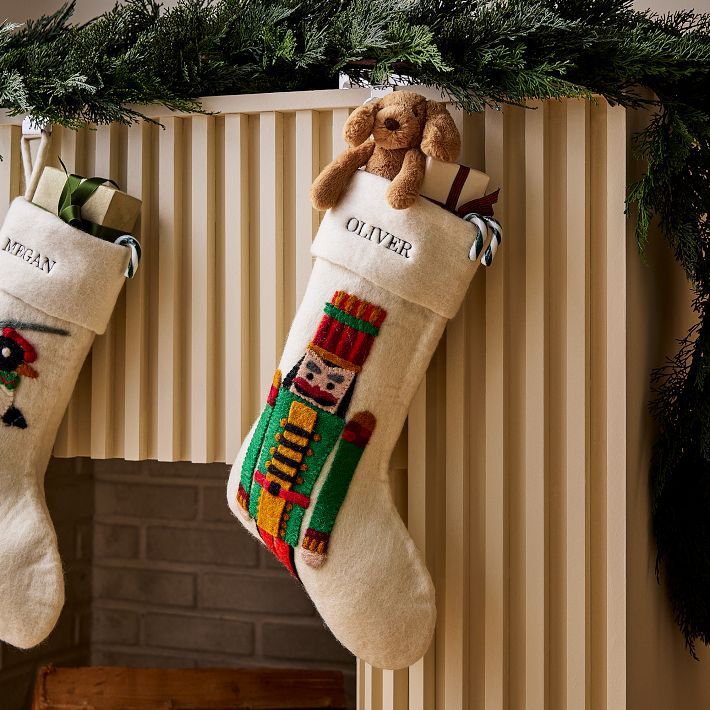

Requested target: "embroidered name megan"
[
  {"left": 2, "top": 238, "right": 56, "bottom": 274},
  {"left": 345, "top": 218, "right": 412, "bottom": 258}
]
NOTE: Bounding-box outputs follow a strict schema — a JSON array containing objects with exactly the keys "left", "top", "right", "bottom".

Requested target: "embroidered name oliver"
[
  {"left": 345, "top": 218, "right": 412, "bottom": 258},
  {"left": 2, "top": 238, "right": 56, "bottom": 274}
]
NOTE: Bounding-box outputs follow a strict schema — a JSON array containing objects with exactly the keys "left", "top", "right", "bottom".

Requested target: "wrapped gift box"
[
  {"left": 32, "top": 166, "right": 141, "bottom": 235},
  {"left": 420, "top": 156, "right": 492, "bottom": 215}
]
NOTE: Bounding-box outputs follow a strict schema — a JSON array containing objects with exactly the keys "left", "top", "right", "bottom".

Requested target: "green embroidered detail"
[
  {"left": 323, "top": 302, "right": 380, "bottom": 337},
  {"left": 0, "top": 326, "right": 42, "bottom": 430},
  {"left": 246, "top": 292, "right": 386, "bottom": 574},
  {"left": 248, "top": 387, "right": 345, "bottom": 535},
  {"left": 239, "top": 402, "right": 274, "bottom": 508},
  {"left": 0, "top": 370, "right": 19, "bottom": 391},
  {"left": 249, "top": 391, "right": 304, "bottom": 519},
  {"left": 305, "top": 439, "right": 363, "bottom": 535},
  {"left": 282, "top": 407, "right": 344, "bottom": 546},
  {"left": 306, "top": 411, "right": 376, "bottom": 538}
]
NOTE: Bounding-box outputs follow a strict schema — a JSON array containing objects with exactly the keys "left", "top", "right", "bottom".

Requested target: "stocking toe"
[
  {"left": 0, "top": 493, "right": 63, "bottom": 648},
  {"left": 298, "top": 470, "right": 436, "bottom": 669}
]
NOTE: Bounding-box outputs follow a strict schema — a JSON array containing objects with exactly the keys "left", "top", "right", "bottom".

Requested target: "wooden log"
[{"left": 32, "top": 666, "right": 347, "bottom": 710}]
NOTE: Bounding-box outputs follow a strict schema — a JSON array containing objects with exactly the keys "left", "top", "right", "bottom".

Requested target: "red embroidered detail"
[
  {"left": 308, "top": 291, "right": 387, "bottom": 372},
  {"left": 2, "top": 328, "right": 37, "bottom": 363},
  {"left": 302, "top": 527, "right": 330, "bottom": 555},
  {"left": 304, "top": 528, "right": 329, "bottom": 543},
  {"left": 0, "top": 327, "right": 39, "bottom": 429},
  {"left": 236, "top": 483, "right": 250, "bottom": 511},
  {"left": 15, "top": 363, "right": 38, "bottom": 379},
  {"left": 267, "top": 369, "right": 282, "bottom": 407},
  {"left": 258, "top": 527, "right": 298, "bottom": 577},
  {"left": 267, "top": 387, "right": 278, "bottom": 406},
  {"left": 291, "top": 377, "right": 337, "bottom": 407},
  {"left": 254, "top": 470, "right": 311, "bottom": 508},
  {"left": 341, "top": 412, "right": 376, "bottom": 448},
  {"left": 273, "top": 537, "right": 297, "bottom": 576}
]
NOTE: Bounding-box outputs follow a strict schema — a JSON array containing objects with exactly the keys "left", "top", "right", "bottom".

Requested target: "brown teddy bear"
[{"left": 310, "top": 90, "right": 461, "bottom": 211}]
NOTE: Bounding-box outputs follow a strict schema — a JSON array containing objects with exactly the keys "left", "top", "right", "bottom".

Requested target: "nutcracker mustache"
[{"left": 292, "top": 377, "right": 337, "bottom": 406}]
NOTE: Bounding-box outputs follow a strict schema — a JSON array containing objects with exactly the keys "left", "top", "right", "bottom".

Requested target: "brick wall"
[
  {"left": 0, "top": 458, "right": 93, "bottom": 709},
  {"left": 91, "top": 459, "right": 356, "bottom": 704},
  {"left": 0, "top": 457, "right": 355, "bottom": 709}
]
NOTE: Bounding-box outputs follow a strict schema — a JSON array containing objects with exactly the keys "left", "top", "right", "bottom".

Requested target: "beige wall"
[{"left": 0, "top": 0, "right": 176, "bottom": 23}]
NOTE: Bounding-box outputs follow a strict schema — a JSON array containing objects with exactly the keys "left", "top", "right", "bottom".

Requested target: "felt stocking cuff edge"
[
  {"left": 0, "top": 198, "right": 130, "bottom": 334},
  {"left": 311, "top": 171, "right": 483, "bottom": 320}
]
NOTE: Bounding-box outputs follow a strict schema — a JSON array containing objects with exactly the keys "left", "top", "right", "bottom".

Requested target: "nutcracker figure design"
[
  {"left": 0, "top": 327, "right": 39, "bottom": 429},
  {"left": 237, "top": 291, "right": 386, "bottom": 577}
]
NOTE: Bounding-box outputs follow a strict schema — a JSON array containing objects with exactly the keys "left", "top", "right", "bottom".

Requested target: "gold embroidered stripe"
[
  {"left": 284, "top": 429, "right": 308, "bottom": 448},
  {"left": 270, "top": 456, "right": 296, "bottom": 477}
]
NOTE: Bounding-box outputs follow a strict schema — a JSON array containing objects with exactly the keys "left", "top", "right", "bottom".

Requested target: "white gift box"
[
  {"left": 32, "top": 166, "right": 141, "bottom": 235},
  {"left": 420, "top": 156, "right": 492, "bottom": 215}
]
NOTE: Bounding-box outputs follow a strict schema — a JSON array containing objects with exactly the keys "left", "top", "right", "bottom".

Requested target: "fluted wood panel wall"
[{"left": 3, "top": 90, "right": 700, "bottom": 709}]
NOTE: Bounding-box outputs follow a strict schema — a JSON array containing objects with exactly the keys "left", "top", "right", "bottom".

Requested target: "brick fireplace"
[{"left": 0, "top": 458, "right": 355, "bottom": 709}]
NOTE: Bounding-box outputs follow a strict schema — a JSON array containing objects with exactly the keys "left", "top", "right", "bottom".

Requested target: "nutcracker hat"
[
  {"left": 2, "top": 327, "right": 37, "bottom": 364},
  {"left": 308, "top": 291, "right": 387, "bottom": 373}
]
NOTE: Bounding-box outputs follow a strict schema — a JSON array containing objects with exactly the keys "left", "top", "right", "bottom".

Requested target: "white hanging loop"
[{"left": 21, "top": 117, "right": 52, "bottom": 202}]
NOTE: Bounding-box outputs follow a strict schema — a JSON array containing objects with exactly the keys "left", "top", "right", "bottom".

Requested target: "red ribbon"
[{"left": 457, "top": 188, "right": 500, "bottom": 217}]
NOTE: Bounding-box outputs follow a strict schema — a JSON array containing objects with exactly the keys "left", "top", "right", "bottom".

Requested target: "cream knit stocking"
[
  {"left": 227, "top": 170, "right": 496, "bottom": 669},
  {"left": 0, "top": 198, "right": 130, "bottom": 648}
]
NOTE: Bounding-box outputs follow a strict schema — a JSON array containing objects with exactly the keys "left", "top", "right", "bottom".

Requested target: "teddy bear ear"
[
  {"left": 422, "top": 100, "right": 461, "bottom": 163},
  {"left": 343, "top": 100, "right": 381, "bottom": 146}
]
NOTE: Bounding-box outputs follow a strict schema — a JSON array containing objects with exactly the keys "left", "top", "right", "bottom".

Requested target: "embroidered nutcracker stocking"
[
  {"left": 227, "top": 170, "right": 498, "bottom": 669},
  {"left": 0, "top": 197, "right": 131, "bottom": 648}
]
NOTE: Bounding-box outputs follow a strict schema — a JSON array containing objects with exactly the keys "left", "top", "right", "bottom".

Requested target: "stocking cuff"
[
  {"left": 0, "top": 198, "right": 130, "bottom": 334},
  {"left": 312, "top": 171, "right": 481, "bottom": 319}
]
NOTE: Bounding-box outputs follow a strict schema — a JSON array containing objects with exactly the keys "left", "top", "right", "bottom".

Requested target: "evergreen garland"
[{"left": 1, "top": 0, "right": 709, "bottom": 653}]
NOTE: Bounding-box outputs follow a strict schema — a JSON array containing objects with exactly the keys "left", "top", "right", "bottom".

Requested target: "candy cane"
[
  {"left": 463, "top": 213, "right": 502, "bottom": 266},
  {"left": 481, "top": 216, "right": 501, "bottom": 267}
]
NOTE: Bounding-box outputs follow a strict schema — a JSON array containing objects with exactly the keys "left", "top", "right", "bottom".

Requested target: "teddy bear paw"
[
  {"left": 387, "top": 184, "right": 418, "bottom": 210},
  {"left": 309, "top": 184, "right": 340, "bottom": 212}
]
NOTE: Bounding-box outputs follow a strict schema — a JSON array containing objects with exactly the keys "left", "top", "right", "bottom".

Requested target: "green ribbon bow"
[
  {"left": 56, "top": 159, "right": 142, "bottom": 278},
  {"left": 57, "top": 161, "right": 125, "bottom": 242}
]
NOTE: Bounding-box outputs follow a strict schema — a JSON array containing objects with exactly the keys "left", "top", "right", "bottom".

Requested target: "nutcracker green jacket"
[{"left": 240, "top": 384, "right": 366, "bottom": 548}]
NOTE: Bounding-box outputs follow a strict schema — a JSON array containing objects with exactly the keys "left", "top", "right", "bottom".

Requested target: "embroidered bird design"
[{"left": 0, "top": 327, "right": 38, "bottom": 429}]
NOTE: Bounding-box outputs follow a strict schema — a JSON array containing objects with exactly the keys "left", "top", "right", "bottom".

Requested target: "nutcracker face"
[{"left": 288, "top": 349, "right": 355, "bottom": 415}]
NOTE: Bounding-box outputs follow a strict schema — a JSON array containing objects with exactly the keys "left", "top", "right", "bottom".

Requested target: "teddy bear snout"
[{"left": 384, "top": 117, "right": 400, "bottom": 131}]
